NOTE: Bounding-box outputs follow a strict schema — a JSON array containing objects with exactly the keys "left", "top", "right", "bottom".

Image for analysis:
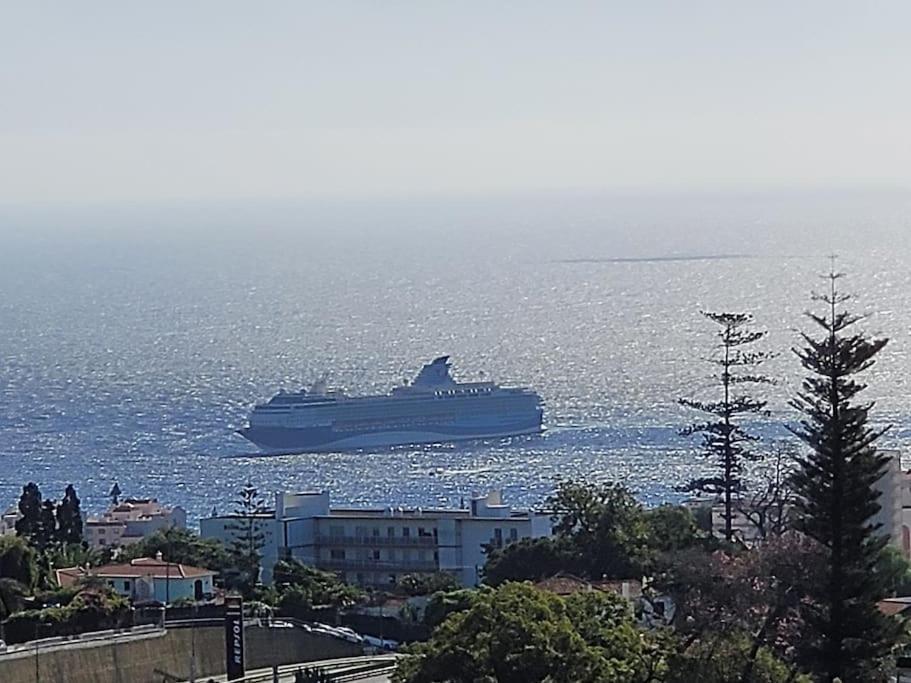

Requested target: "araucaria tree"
[
  {"left": 227, "top": 482, "right": 268, "bottom": 594},
  {"left": 680, "top": 312, "right": 771, "bottom": 542},
  {"left": 788, "top": 272, "right": 901, "bottom": 681}
]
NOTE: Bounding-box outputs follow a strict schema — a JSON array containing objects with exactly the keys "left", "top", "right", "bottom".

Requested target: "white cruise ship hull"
[{"left": 238, "top": 356, "right": 544, "bottom": 453}]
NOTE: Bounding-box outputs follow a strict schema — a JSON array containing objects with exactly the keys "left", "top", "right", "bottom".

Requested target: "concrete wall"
[{"left": 0, "top": 623, "right": 361, "bottom": 683}]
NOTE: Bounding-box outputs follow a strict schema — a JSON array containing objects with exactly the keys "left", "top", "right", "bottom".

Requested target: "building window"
[
  {"left": 509, "top": 528, "right": 518, "bottom": 542},
  {"left": 330, "top": 549, "right": 345, "bottom": 560},
  {"left": 372, "top": 527, "right": 380, "bottom": 537},
  {"left": 329, "top": 526, "right": 344, "bottom": 537},
  {"left": 402, "top": 527, "right": 410, "bottom": 538},
  {"left": 355, "top": 526, "right": 368, "bottom": 538},
  {"left": 372, "top": 550, "right": 381, "bottom": 560},
  {"left": 494, "top": 528, "right": 503, "bottom": 547},
  {"left": 387, "top": 526, "right": 395, "bottom": 538},
  {"left": 123, "top": 580, "right": 131, "bottom": 591}
]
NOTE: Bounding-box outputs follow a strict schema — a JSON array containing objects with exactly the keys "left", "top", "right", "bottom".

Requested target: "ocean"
[{"left": 2, "top": 190, "right": 910, "bottom": 524}]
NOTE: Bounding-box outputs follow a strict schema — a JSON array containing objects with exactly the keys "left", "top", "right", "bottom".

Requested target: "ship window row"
[{"left": 434, "top": 388, "right": 492, "bottom": 397}]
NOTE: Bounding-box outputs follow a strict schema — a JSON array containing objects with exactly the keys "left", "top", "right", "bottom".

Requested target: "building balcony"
[
  {"left": 316, "top": 558, "right": 438, "bottom": 572},
  {"left": 314, "top": 534, "right": 436, "bottom": 548}
]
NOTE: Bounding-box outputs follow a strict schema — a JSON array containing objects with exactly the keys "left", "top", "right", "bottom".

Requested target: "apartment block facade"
[{"left": 201, "top": 489, "right": 552, "bottom": 587}]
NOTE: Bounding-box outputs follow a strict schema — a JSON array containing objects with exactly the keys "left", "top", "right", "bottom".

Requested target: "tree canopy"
[
  {"left": 394, "top": 582, "right": 662, "bottom": 683},
  {"left": 119, "top": 526, "right": 232, "bottom": 573},
  {"left": 484, "top": 482, "right": 706, "bottom": 585}
]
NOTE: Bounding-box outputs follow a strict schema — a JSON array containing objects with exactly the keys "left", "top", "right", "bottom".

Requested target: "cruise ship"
[{"left": 238, "top": 356, "right": 543, "bottom": 452}]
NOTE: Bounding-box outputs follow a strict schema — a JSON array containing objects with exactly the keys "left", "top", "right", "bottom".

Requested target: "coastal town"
[{"left": 5, "top": 2, "right": 911, "bottom": 682}]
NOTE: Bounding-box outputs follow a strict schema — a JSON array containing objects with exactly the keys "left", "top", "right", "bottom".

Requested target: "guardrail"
[
  {"left": 0, "top": 624, "right": 164, "bottom": 657},
  {"left": 181, "top": 654, "right": 400, "bottom": 683}
]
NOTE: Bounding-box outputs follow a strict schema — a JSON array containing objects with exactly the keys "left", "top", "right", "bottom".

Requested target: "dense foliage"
[
  {"left": 119, "top": 526, "right": 233, "bottom": 573},
  {"left": 2, "top": 583, "right": 131, "bottom": 644},
  {"left": 0, "top": 535, "right": 38, "bottom": 588},
  {"left": 788, "top": 273, "right": 903, "bottom": 681},
  {"left": 395, "top": 572, "right": 460, "bottom": 597},
  {"left": 270, "top": 558, "right": 364, "bottom": 615},
  {"left": 484, "top": 481, "right": 706, "bottom": 585},
  {"left": 395, "top": 582, "right": 664, "bottom": 683}
]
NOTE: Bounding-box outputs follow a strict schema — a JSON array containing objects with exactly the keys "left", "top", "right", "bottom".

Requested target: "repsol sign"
[{"left": 224, "top": 596, "right": 245, "bottom": 680}]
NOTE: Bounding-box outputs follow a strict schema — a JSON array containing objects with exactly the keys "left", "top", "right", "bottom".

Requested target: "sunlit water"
[{"left": 1, "top": 191, "right": 910, "bottom": 524}]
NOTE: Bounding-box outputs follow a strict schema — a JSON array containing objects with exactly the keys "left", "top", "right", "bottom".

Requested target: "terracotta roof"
[
  {"left": 56, "top": 567, "right": 86, "bottom": 588},
  {"left": 57, "top": 557, "right": 215, "bottom": 584},
  {"left": 534, "top": 573, "right": 642, "bottom": 598},
  {"left": 878, "top": 598, "right": 911, "bottom": 617}
]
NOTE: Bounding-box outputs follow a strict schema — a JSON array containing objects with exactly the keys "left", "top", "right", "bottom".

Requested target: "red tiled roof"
[
  {"left": 533, "top": 572, "right": 642, "bottom": 598},
  {"left": 57, "top": 557, "right": 214, "bottom": 583},
  {"left": 878, "top": 599, "right": 911, "bottom": 617}
]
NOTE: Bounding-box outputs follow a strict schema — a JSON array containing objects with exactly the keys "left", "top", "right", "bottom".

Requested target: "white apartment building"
[
  {"left": 200, "top": 490, "right": 552, "bottom": 587},
  {"left": 85, "top": 498, "right": 187, "bottom": 549}
]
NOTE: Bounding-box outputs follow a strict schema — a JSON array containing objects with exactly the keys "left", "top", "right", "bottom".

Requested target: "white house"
[
  {"left": 56, "top": 554, "right": 215, "bottom": 604},
  {"left": 201, "top": 489, "right": 552, "bottom": 587},
  {"left": 85, "top": 498, "right": 187, "bottom": 550}
]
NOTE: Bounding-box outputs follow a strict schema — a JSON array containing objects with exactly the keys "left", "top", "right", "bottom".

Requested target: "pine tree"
[
  {"left": 788, "top": 271, "right": 901, "bottom": 681},
  {"left": 680, "top": 312, "right": 772, "bottom": 542},
  {"left": 56, "top": 484, "right": 84, "bottom": 546},
  {"left": 38, "top": 500, "right": 58, "bottom": 553},
  {"left": 227, "top": 482, "right": 267, "bottom": 594},
  {"left": 109, "top": 482, "right": 121, "bottom": 506},
  {"left": 15, "top": 483, "right": 43, "bottom": 543}
]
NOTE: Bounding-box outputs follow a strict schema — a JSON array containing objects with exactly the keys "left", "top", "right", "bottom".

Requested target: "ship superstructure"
[{"left": 238, "top": 356, "right": 543, "bottom": 452}]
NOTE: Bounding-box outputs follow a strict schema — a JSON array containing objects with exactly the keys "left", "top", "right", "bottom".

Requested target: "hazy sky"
[{"left": 2, "top": 2, "right": 910, "bottom": 204}]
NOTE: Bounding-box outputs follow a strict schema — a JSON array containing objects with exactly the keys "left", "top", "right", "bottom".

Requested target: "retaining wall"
[{"left": 0, "top": 623, "right": 361, "bottom": 683}]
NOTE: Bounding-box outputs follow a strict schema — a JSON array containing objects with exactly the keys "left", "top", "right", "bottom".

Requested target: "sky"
[{"left": 1, "top": 1, "right": 910, "bottom": 204}]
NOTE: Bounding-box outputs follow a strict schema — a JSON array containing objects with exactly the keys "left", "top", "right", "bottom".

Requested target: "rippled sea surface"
[{"left": 2, "top": 192, "right": 910, "bottom": 523}]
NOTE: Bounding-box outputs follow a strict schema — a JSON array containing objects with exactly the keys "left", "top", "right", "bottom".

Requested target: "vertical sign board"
[{"left": 224, "top": 596, "right": 245, "bottom": 681}]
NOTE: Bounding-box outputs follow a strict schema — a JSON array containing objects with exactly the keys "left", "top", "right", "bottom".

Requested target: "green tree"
[
  {"left": 55, "top": 484, "right": 83, "bottom": 546},
  {"left": 483, "top": 536, "right": 582, "bottom": 586},
  {"left": 483, "top": 481, "right": 659, "bottom": 585},
  {"left": 877, "top": 546, "right": 911, "bottom": 598},
  {"left": 788, "top": 271, "right": 903, "bottom": 681},
  {"left": 395, "top": 572, "right": 460, "bottom": 597},
  {"left": 15, "top": 482, "right": 43, "bottom": 543},
  {"left": 643, "top": 505, "right": 702, "bottom": 553},
  {"left": 120, "top": 526, "right": 232, "bottom": 573},
  {"left": 680, "top": 312, "right": 772, "bottom": 542},
  {"left": 273, "top": 558, "right": 363, "bottom": 611},
  {"left": 0, "top": 577, "right": 28, "bottom": 621},
  {"left": 666, "top": 631, "right": 812, "bottom": 683},
  {"left": 395, "top": 582, "right": 664, "bottom": 683},
  {"left": 38, "top": 499, "right": 58, "bottom": 553},
  {"left": 0, "top": 534, "right": 38, "bottom": 588},
  {"left": 226, "top": 483, "right": 268, "bottom": 595},
  {"left": 422, "top": 588, "right": 480, "bottom": 629},
  {"left": 548, "top": 480, "right": 650, "bottom": 579}
]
